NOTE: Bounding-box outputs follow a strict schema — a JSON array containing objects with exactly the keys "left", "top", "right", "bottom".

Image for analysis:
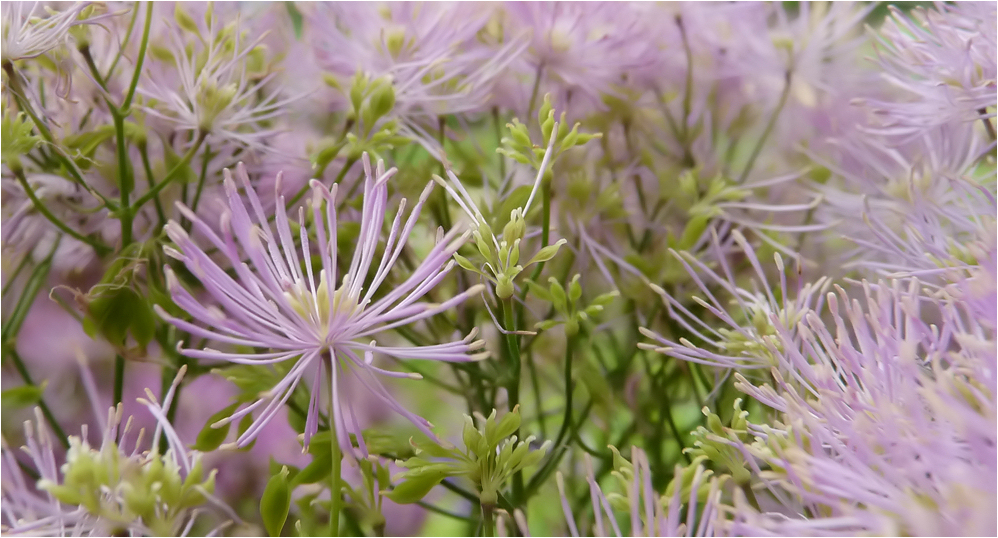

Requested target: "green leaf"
[
  {"left": 1, "top": 383, "right": 46, "bottom": 409},
  {"left": 385, "top": 470, "right": 449, "bottom": 504},
  {"left": 261, "top": 466, "right": 291, "bottom": 537},
  {"left": 192, "top": 403, "right": 240, "bottom": 451},
  {"left": 491, "top": 410, "right": 520, "bottom": 445},
  {"left": 526, "top": 239, "right": 567, "bottom": 267},
  {"left": 525, "top": 280, "right": 552, "bottom": 303}
]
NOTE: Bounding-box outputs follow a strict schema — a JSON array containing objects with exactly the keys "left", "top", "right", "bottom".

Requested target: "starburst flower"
[
  {"left": 157, "top": 155, "right": 486, "bottom": 450},
  {"left": 861, "top": 2, "right": 997, "bottom": 140},
  {"left": 639, "top": 229, "right": 829, "bottom": 371},
  {"left": 1, "top": 368, "right": 233, "bottom": 537},
  {"left": 309, "top": 3, "right": 525, "bottom": 157},
  {"left": 1, "top": 2, "right": 95, "bottom": 64},
  {"left": 715, "top": 278, "right": 996, "bottom": 536},
  {"left": 139, "top": 5, "right": 297, "bottom": 152},
  {"left": 551, "top": 449, "right": 721, "bottom": 537}
]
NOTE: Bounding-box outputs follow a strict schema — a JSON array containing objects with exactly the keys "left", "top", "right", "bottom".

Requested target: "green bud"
[
  {"left": 174, "top": 4, "right": 200, "bottom": 33},
  {"left": 368, "top": 81, "right": 396, "bottom": 121},
  {"left": 496, "top": 275, "right": 514, "bottom": 299},
  {"left": 525, "top": 239, "right": 567, "bottom": 267},
  {"left": 261, "top": 466, "right": 291, "bottom": 537}
]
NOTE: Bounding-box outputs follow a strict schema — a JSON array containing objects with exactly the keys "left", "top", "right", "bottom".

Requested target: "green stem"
[
  {"left": 327, "top": 356, "right": 342, "bottom": 537},
  {"left": 114, "top": 111, "right": 135, "bottom": 247},
  {"left": 113, "top": 355, "right": 125, "bottom": 410},
  {"left": 121, "top": 2, "right": 153, "bottom": 112},
  {"left": 8, "top": 350, "right": 70, "bottom": 449},
  {"left": 138, "top": 142, "right": 167, "bottom": 225},
  {"left": 525, "top": 63, "right": 544, "bottom": 121},
  {"left": 132, "top": 132, "right": 207, "bottom": 209},
  {"left": 11, "top": 170, "right": 110, "bottom": 254},
  {"left": 523, "top": 334, "right": 577, "bottom": 500},
  {"left": 499, "top": 299, "right": 523, "bottom": 503},
  {"left": 737, "top": 69, "right": 793, "bottom": 184},
  {"left": 106, "top": 2, "right": 140, "bottom": 79},
  {"left": 676, "top": 15, "right": 694, "bottom": 146},
  {"left": 481, "top": 504, "right": 495, "bottom": 538},
  {"left": 493, "top": 106, "right": 506, "bottom": 181},
  {"left": 189, "top": 143, "right": 213, "bottom": 215}
]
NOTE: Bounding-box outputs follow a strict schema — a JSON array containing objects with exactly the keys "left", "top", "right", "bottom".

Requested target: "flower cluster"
[{"left": 2, "top": 2, "right": 994, "bottom": 537}]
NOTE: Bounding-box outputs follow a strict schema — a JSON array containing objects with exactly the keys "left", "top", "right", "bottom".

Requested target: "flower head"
[
  {"left": 1, "top": 368, "right": 232, "bottom": 537},
  {"left": 158, "top": 155, "right": 486, "bottom": 451},
  {"left": 1, "top": 2, "right": 97, "bottom": 64},
  {"left": 553, "top": 448, "right": 721, "bottom": 537},
  {"left": 139, "top": 5, "right": 296, "bottom": 151}
]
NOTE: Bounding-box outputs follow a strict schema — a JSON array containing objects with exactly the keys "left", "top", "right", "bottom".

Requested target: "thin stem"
[
  {"left": 113, "top": 355, "right": 125, "bottom": 410},
  {"left": 522, "top": 334, "right": 577, "bottom": 501},
  {"left": 1, "top": 240, "right": 58, "bottom": 344},
  {"left": 138, "top": 142, "right": 167, "bottom": 225},
  {"left": 736, "top": 69, "right": 793, "bottom": 184},
  {"left": 676, "top": 15, "right": 694, "bottom": 146},
  {"left": 11, "top": 170, "right": 110, "bottom": 254},
  {"left": 481, "top": 504, "right": 495, "bottom": 538},
  {"left": 189, "top": 143, "right": 213, "bottom": 215},
  {"left": 499, "top": 299, "right": 523, "bottom": 503},
  {"left": 327, "top": 357, "right": 343, "bottom": 537},
  {"left": 106, "top": 2, "right": 140, "bottom": 79},
  {"left": 417, "top": 501, "right": 474, "bottom": 522},
  {"left": 132, "top": 132, "right": 207, "bottom": 209},
  {"left": 121, "top": 1, "right": 153, "bottom": 112},
  {"left": 493, "top": 107, "right": 506, "bottom": 181},
  {"left": 114, "top": 111, "right": 135, "bottom": 246},
  {"left": 525, "top": 63, "right": 544, "bottom": 121},
  {"left": 8, "top": 350, "right": 70, "bottom": 449}
]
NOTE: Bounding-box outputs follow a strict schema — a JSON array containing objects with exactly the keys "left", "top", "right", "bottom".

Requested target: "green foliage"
[
  {"left": 386, "top": 407, "right": 551, "bottom": 506},
  {"left": 686, "top": 399, "right": 753, "bottom": 485},
  {"left": 1, "top": 109, "right": 41, "bottom": 175},
  {"left": 1, "top": 382, "right": 46, "bottom": 409},
  {"left": 261, "top": 466, "right": 292, "bottom": 537},
  {"left": 528, "top": 274, "right": 618, "bottom": 336},
  {"left": 41, "top": 436, "right": 216, "bottom": 536}
]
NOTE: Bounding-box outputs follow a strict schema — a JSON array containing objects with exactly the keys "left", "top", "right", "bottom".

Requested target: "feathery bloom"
[
  {"left": 861, "top": 2, "right": 997, "bottom": 140},
  {"left": 1, "top": 2, "right": 94, "bottom": 64},
  {"left": 1, "top": 368, "right": 232, "bottom": 536},
  {"left": 139, "top": 6, "right": 296, "bottom": 151},
  {"left": 309, "top": 3, "right": 524, "bottom": 156},
  {"left": 639, "top": 229, "right": 829, "bottom": 371},
  {"left": 498, "top": 2, "right": 661, "bottom": 117},
  {"left": 158, "top": 155, "right": 486, "bottom": 451},
  {"left": 715, "top": 278, "right": 996, "bottom": 536},
  {"left": 814, "top": 122, "right": 995, "bottom": 279},
  {"left": 552, "top": 449, "right": 721, "bottom": 537}
]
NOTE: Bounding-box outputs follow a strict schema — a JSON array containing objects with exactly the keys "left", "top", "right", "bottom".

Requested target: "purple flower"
[
  {"left": 157, "top": 155, "right": 486, "bottom": 450},
  {"left": 1, "top": 2, "right": 98, "bottom": 63},
  {"left": 552, "top": 449, "right": 721, "bottom": 537},
  {"left": 309, "top": 2, "right": 523, "bottom": 156},
  {"left": 497, "top": 2, "right": 661, "bottom": 117},
  {"left": 1, "top": 367, "right": 234, "bottom": 536},
  {"left": 722, "top": 279, "right": 996, "bottom": 536},
  {"left": 639, "top": 229, "right": 830, "bottom": 371},
  {"left": 139, "top": 5, "right": 297, "bottom": 152},
  {"left": 860, "top": 2, "right": 997, "bottom": 140}
]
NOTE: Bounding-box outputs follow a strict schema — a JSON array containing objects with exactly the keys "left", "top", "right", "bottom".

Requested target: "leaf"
[
  {"left": 261, "top": 466, "right": 291, "bottom": 537},
  {"left": 1, "top": 383, "right": 46, "bottom": 409},
  {"left": 191, "top": 403, "right": 240, "bottom": 451},
  {"left": 384, "top": 470, "right": 449, "bottom": 504},
  {"left": 525, "top": 239, "right": 567, "bottom": 267}
]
